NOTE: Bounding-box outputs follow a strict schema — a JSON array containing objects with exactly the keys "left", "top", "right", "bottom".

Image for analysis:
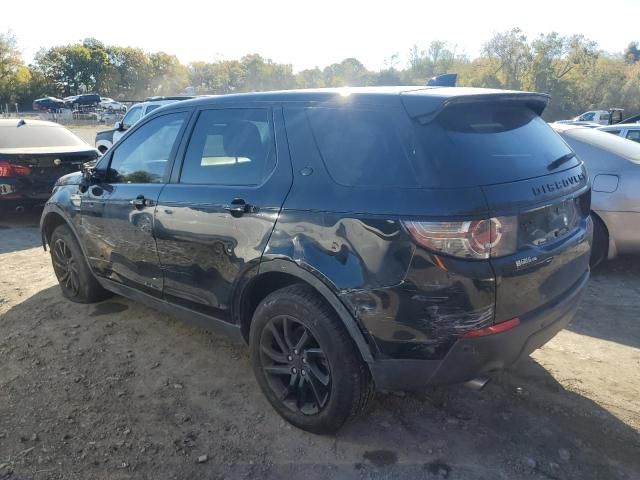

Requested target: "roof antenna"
[
  {"left": 17, "top": 119, "right": 26, "bottom": 127},
  {"left": 427, "top": 73, "right": 458, "bottom": 87}
]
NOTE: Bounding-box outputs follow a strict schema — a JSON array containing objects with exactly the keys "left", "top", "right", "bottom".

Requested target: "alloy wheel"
[
  {"left": 52, "top": 239, "right": 80, "bottom": 296},
  {"left": 259, "top": 315, "right": 331, "bottom": 415}
]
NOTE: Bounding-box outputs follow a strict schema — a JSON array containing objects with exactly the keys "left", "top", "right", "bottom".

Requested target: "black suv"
[{"left": 40, "top": 87, "right": 592, "bottom": 433}]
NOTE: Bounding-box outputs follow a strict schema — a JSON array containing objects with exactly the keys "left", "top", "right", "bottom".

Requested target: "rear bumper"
[{"left": 370, "top": 270, "right": 589, "bottom": 390}]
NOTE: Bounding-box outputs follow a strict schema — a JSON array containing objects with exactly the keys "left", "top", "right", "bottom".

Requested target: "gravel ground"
[{"left": 0, "top": 211, "right": 639, "bottom": 480}]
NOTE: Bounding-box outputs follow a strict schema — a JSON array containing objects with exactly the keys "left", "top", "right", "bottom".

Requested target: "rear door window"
[{"left": 180, "top": 108, "right": 275, "bottom": 186}]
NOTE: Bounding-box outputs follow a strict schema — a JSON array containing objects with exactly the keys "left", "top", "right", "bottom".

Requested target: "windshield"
[{"left": 0, "top": 123, "right": 87, "bottom": 149}]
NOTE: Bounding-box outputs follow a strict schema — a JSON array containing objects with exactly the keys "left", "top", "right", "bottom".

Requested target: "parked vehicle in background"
[
  {"left": 571, "top": 108, "right": 624, "bottom": 126},
  {"left": 0, "top": 119, "right": 99, "bottom": 212},
  {"left": 94, "top": 97, "right": 192, "bottom": 153},
  {"left": 620, "top": 113, "right": 640, "bottom": 124},
  {"left": 552, "top": 123, "right": 640, "bottom": 265},
  {"left": 99, "top": 98, "right": 127, "bottom": 112},
  {"left": 553, "top": 120, "right": 601, "bottom": 128},
  {"left": 597, "top": 124, "right": 640, "bottom": 143},
  {"left": 64, "top": 94, "right": 101, "bottom": 109},
  {"left": 32, "top": 97, "right": 65, "bottom": 111},
  {"left": 43, "top": 87, "right": 592, "bottom": 433}
]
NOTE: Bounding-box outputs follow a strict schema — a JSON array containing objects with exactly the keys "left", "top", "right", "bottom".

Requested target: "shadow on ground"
[
  {"left": 1, "top": 286, "right": 638, "bottom": 479},
  {"left": 0, "top": 210, "right": 43, "bottom": 254},
  {"left": 568, "top": 255, "right": 640, "bottom": 349}
]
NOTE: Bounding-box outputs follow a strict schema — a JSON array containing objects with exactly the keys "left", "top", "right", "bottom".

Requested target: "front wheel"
[
  {"left": 49, "top": 224, "right": 111, "bottom": 303},
  {"left": 250, "top": 284, "right": 373, "bottom": 434}
]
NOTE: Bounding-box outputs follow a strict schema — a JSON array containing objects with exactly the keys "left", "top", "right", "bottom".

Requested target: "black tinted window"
[
  {"left": 109, "top": 112, "right": 187, "bottom": 184},
  {"left": 415, "top": 104, "right": 576, "bottom": 187},
  {"left": 0, "top": 124, "right": 86, "bottom": 149},
  {"left": 307, "top": 104, "right": 575, "bottom": 189},
  {"left": 180, "top": 109, "right": 275, "bottom": 185},
  {"left": 307, "top": 108, "right": 418, "bottom": 187}
]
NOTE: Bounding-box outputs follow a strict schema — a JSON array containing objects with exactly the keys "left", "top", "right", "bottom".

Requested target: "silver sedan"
[{"left": 552, "top": 124, "right": 640, "bottom": 265}]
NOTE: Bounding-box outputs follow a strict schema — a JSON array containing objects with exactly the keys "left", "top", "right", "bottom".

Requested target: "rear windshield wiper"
[{"left": 548, "top": 152, "right": 576, "bottom": 171}]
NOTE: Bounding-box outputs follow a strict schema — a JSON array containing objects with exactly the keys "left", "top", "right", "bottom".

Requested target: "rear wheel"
[
  {"left": 590, "top": 214, "right": 608, "bottom": 268},
  {"left": 50, "top": 224, "right": 111, "bottom": 303},
  {"left": 250, "top": 284, "right": 373, "bottom": 434}
]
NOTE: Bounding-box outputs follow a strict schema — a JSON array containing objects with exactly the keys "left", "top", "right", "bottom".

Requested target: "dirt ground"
[{"left": 1, "top": 208, "right": 639, "bottom": 480}]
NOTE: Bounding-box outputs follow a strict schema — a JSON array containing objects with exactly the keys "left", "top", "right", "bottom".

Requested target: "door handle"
[
  {"left": 223, "top": 198, "right": 257, "bottom": 217},
  {"left": 129, "top": 195, "right": 154, "bottom": 209}
]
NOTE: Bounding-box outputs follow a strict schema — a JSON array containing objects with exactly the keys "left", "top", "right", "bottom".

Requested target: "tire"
[
  {"left": 250, "top": 284, "right": 373, "bottom": 434},
  {"left": 49, "top": 224, "right": 111, "bottom": 303},
  {"left": 590, "top": 214, "right": 608, "bottom": 268}
]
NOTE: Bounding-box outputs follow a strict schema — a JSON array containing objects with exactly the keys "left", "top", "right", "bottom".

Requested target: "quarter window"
[
  {"left": 307, "top": 107, "right": 418, "bottom": 187},
  {"left": 108, "top": 112, "right": 187, "bottom": 184},
  {"left": 626, "top": 130, "right": 640, "bottom": 143},
  {"left": 180, "top": 108, "right": 275, "bottom": 185}
]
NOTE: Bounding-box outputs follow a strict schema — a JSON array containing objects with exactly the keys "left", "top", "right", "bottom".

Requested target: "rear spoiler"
[{"left": 400, "top": 88, "right": 550, "bottom": 124}]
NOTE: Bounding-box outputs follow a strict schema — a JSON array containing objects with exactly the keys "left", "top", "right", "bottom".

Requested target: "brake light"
[
  {"left": 403, "top": 216, "right": 518, "bottom": 259},
  {"left": 463, "top": 317, "right": 521, "bottom": 337},
  {"left": 0, "top": 161, "right": 31, "bottom": 177}
]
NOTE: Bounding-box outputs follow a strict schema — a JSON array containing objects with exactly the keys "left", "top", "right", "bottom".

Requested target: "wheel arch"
[
  {"left": 40, "top": 209, "right": 69, "bottom": 249},
  {"left": 235, "top": 259, "right": 375, "bottom": 364},
  {"left": 591, "top": 210, "right": 616, "bottom": 260}
]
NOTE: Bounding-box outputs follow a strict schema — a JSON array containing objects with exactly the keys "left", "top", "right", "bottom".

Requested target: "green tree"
[{"left": 0, "top": 31, "right": 24, "bottom": 108}]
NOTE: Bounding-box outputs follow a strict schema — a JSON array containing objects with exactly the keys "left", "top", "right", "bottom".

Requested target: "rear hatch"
[
  {"left": 0, "top": 121, "right": 98, "bottom": 201},
  {"left": 401, "top": 91, "right": 591, "bottom": 320},
  {"left": 0, "top": 148, "right": 98, "bottom": 200}
]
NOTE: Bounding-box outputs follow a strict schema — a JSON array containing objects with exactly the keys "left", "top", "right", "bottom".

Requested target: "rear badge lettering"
[
  {"left": 515, "top": 256, "right": 538, "bottom": 269},
  {"left": 532, "top": 173, "right": 585, "bottom": 196}
]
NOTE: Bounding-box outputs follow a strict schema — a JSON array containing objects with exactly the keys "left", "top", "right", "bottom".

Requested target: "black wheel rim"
[
  {"left": 259, "top": 315, "right": 331, "bottom": 415},
  {"left": 52, "top": 239, "right": 80, "bottom": 296}
]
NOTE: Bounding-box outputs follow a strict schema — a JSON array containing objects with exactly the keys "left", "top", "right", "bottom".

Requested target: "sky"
[{"left": 2, "top": 0, "right": 639, "bottom": 72}]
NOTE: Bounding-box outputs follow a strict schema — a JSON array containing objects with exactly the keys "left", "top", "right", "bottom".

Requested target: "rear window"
[
  {"left": 0, "top": 123, "right": 87, "bottom": 149},
  {"left": 307, "top": 104, "right": 576, "bottom": 188}
]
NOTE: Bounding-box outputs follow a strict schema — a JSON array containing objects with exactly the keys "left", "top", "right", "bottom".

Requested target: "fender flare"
[
  {"left": 40, "top": 204, "right": 92, "bottom": 263},
  {"left": 257, "top": 259, "right": 375, "bottom": 364}
]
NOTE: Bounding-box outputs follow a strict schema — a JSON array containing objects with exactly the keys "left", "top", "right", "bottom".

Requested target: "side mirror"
[{"left": 115, "top": 121, "right": 124, "bottom": 131}]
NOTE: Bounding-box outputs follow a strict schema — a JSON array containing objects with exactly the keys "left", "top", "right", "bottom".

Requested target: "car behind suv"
[
  {"left": 94, "top": 97, "right": 193, "bottom": 153},
  {"left": 41, "top": 87, "right": 592, "bottom": 433}
]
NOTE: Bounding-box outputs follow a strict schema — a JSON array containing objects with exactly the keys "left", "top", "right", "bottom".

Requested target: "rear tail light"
[
  {"left": 403, "top": 216, "right": 518, "bottom": 259},
  {"left": 0, "top": 161, "right": 31, "bottom": 177}
]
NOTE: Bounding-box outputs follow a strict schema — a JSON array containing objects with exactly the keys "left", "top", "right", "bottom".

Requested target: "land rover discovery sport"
[{"left": 41, "top": 87, "right": 592, "bottom": 433}]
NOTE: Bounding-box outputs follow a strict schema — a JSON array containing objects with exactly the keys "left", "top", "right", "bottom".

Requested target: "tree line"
[{"left": 1, "top": 28, "right": 639, "bottom": 120}]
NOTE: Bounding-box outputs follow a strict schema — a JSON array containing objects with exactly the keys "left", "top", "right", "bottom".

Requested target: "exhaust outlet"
[
  {"left": 464, "top": 376, "right": 490, "bottom": 391},
  {"left": 15, "top": 205, "right": 25, "bottom": 214}
]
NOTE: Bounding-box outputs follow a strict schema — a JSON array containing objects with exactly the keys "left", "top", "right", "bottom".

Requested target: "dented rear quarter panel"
[{"left": 263, "top": 106, "right": 498, "bottom": 360}]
